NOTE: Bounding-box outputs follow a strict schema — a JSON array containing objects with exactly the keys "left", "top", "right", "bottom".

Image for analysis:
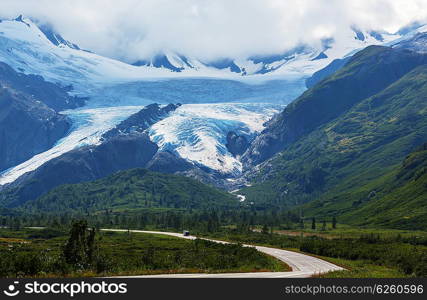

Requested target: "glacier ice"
[{"left": 148, "top": 103, "right": 282, "bottom": 175}]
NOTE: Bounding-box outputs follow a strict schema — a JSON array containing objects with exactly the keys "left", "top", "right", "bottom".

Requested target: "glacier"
[
  {"left": 149, "top": 103, "right": 283, "bottom": 175},
  {"left": 0, "top": 103, "right": 281, "bottom": 184},
  {"left": 86, "top": 76, "right": 306, "bottom": 107}
]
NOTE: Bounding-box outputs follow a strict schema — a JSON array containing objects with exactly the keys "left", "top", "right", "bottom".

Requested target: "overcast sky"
[{"left": 1, "top": 0, "right": 427, "bottom": 62}]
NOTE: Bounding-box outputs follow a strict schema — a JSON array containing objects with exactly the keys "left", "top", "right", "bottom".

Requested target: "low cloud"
[{"left": 1, "top": 0, "right": 427, "bottom": 62}]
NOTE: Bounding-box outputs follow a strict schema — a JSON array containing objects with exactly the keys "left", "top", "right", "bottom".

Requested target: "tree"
[
  {"left": 138, "top": 215, "right": 146, "bottom": 229},
  {"left": 261, "top": 224, "right": 269, "bottom": 234},
  {"left": 311, "top": 217, "right": 316, "bottom": 230},
  {"left": 12, "top": 218, "right": 22, "bottom": 231},
  {"left": 322, "top": 220, "right": 327, "bottom": 231},
  {"left": 86, "top": 227, "right": 97, "bottom": 263},
  {"left": 62, "top": 220, "right": 97, "bottom": 269},
  {"left": 332, "top": 216, "right": 337, "bottom": 229},
  {"left": 299, "top": 218, "right": 304, "bottom": 229}
]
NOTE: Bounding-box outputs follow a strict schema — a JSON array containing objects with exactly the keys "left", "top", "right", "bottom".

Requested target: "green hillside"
[
  {"left": 336, "top": 143, "right": 427, "bottom": 229},
  {"left": 22, "top": 168, "right": 238, "bottom": 213},
  {"left": 282, "top": 45, "right": 425, "bottom": 137},
  {"left": 241, "top": 49, "right": 427, "bottom": 229}
]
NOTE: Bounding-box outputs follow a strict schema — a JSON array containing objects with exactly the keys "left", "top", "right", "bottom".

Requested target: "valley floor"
[
  {"left": 102, "top": 229, "right": 343, "bottom": 278},
  {"left": 1, "top": 224, "right": 426, "bottom": 278},
  {"left": 0, "top": 227, "right": 289, "bottom": 278}
]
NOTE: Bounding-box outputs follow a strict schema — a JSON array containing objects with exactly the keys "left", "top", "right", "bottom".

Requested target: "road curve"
[{"left": 101, "top": 229, "right": 344, "bottom": 278}]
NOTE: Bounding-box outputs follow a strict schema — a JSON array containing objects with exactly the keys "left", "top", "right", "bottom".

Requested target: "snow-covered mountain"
[
  {"left": 391, "top": 25, "right": 427, "bottom": 53},
  {"left": 0, "top": 15, "right": 409, "bottom": 85},
  {"left": 130, "top": 26, "right": 401, "bottom": 76},
  {"left": 0, "top": 15, "right": 426, "bottom": 187},
  {"left": 0, "top": 16, "right": 177, "bottom": 93}
]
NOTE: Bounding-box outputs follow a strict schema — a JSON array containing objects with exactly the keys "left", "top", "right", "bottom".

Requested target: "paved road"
[{"left": 102, "top": 229, "right": 344, "bottom": 278}]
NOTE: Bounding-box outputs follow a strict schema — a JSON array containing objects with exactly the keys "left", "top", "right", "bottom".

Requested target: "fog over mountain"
[{"left": 1, "top": 0, "right": 427, "bottom": 63}]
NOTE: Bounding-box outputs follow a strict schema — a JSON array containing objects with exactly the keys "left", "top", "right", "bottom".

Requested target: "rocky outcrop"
[
  {"left": 146, "top": 151, "right": 194, "bottom": 173},
  {"left": 101, "top": 103, "right": 180, "bottom": 140},
  {"left": 225, "top": 131, "right": 249, "bottom": 157},
  {"left": 0, "top": 62, "right": 85, "bottom": 111},
  {"left": 0, "top": 84, "right": 70, "bottom": 172},
  {"left": 0, "top": 61, "right": 87, "bottom": 172}
]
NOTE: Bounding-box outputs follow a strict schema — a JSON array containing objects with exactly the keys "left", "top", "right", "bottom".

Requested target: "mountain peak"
[
  {"left": 397, "top": 21, "right": 425, "bottom": 36},
  {"left": 5, "top": 15, "right": 81, "bottom": 50},
  {"left": 37, "top": 23, "right": 81, "bottom": 50},
  {"left": 13, "top": 14, "right": 31, "bottom": 27},
  {"left": 14, "top": 14, "right": 24, "bottom": 22}
]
